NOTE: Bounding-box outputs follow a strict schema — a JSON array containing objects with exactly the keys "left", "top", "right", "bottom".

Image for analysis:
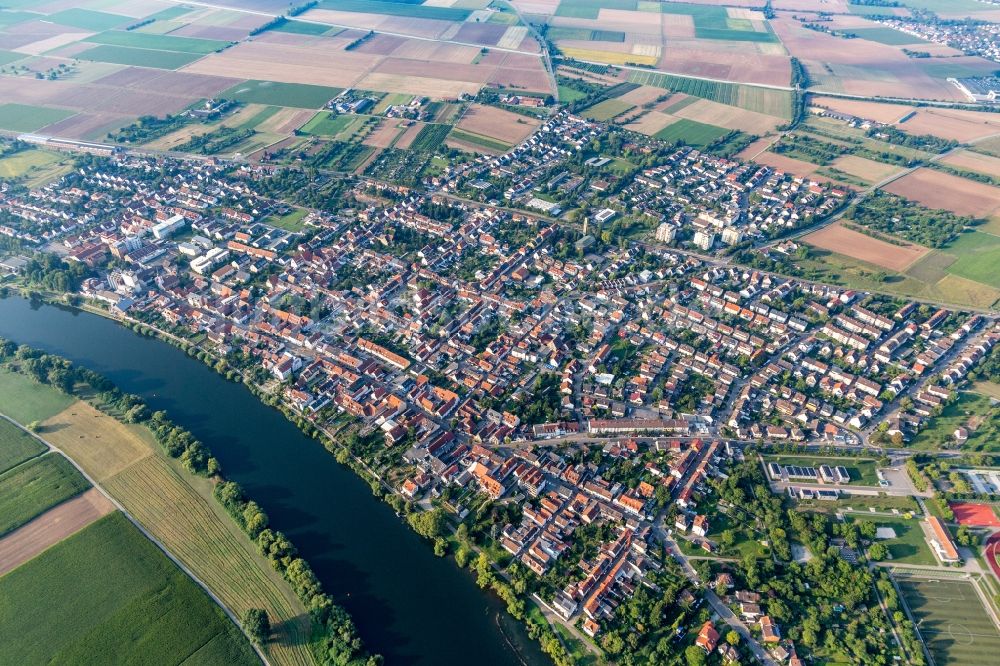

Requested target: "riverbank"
[{"left": 0, "top": 294, "right": 554, "bottom": 666}]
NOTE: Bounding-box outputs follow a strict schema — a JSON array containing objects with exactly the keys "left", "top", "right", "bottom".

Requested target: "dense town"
[{"left": 2, "top": 107, "right": 1000, "bottom": 666}]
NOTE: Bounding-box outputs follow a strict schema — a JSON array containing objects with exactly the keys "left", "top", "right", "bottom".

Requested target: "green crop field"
[
  {"left": 0, "top": 418, "right": 46, "bottom": 475},
  {"left": 0, "top": 104, "right": 74, "bottom": 133},
  {"left": 145, "top": 6, "right": 195, "bottom": 21},
  {"left": 848, "top": 515, "right": 934, "bottom": 565},
  {"left": 318, "top": 0, "right": 472, "bottom": 21},
  {"left": 944, "top": 231, "right": 1000, "bottom": 288},
  {"left": 895, "top": 575, "right": 1000, "bottom": 666},
  {"left": 555, "top": 0, "right": 637, "bottom": 19},
  {"left": 654, "top": 118, "right": 729, "bottom": 147},
  {"left": 0, "top": 369, "right": 75, "bottom": 424},
  {"left": 0, "top": 512, "right": 258, "bottom": 665},
  {"left": 582, "top": 98, "right": 634, "bottom": 121},
  {"left": 76, "top": 45, "right": 203, "bottom": 69},
  {"left": 220, "top": 80, "right": 342, "bottom": 108},
  {"left": 0, "top": 49, "right": 24, "bottom": 66},
  {"left": 301, "top": 112, "right": 365, "bottom": 137},
  {"left": 852, "top": 27, "right": 925, "bottom": 45},
  {"left": 0, "top": 453, "right": 89, "bottom": 536},
  {"left": 0, "top": 11, "right": 36, "bottom": 30},
  {"left": 762, "top": 454, "right": 880, "bottom": 486},
  {"left": 273, "top": 19, "right": 336, "bottom": 36},
  {"left": 46, "top": 8, "right": 129, "bottom": 31},
  {"left": 84, "top": 30, "right": 231, "bottom": 55},
  {"left": 410, "top": 123, "right": 452, "bottom": 152},
  {"left": 448, "top": 128, "right": 512, "bottom": 152},
  {"left": 548, "top": 27, "right": 626, "bottom": 42},
  {"left": 628, "top": 70, "right": 792, "bottom": 118}
]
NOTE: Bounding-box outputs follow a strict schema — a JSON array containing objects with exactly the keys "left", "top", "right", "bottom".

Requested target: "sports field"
[
  {"left": 849, "top": 514, "right": 935, "bottom": 565},
  {"left": 896, "top": 575, "right": 1000, "bottom": 666},
  {"left": 950, "top": 502, "right": 1000, "bottom": 528},
  {"left": 0, "top": 511, "right": 258, "bottom": 665},
  {"left": 0, "top": 453, "right": 89, "bottom": 536}
]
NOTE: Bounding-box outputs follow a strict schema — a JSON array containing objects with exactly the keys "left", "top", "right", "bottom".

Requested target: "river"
[{"left": 0, "top": 295, "right": 549, "bottom": 666}]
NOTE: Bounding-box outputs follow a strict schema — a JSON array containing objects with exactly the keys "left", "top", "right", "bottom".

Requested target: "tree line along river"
[{"left": 0, "top": 295, "right": 550, "bottom": 666}]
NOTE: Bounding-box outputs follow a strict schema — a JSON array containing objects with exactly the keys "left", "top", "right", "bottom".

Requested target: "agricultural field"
[
  {"left": 0, "top": 488, "right": 114, "bottom": 577},
  {"left": 455, "top": 103, "right": 541, "bottom": 145},
  {"left": 0, "top": 511, "right": 258, "bottom": 666},
  {"left": 884, "top": 169, "right": 1000, "bottom": 220},
  {"left": 628, "top": 70, "right": 792, "bottom": 119},
  {"left": 0, "top": 453, "right": 89, "bottom": 537},
  {"left": 0, "top": 104, "right": 74, "bottom": 133},
  {"left": 581, "top": 98, "right": 633, "bottom": 121},
  {"left": 0, "top": 369, "right": 74, "bottom": 428},
  {"left": 448, "top": 127, "right": 513, "bottom": 154},
  {"left": 219, "top": 80, "right": 343, "bottom": 109},
  {"left": 846, "top": 515, "right": 934, "bottom": 565},
  {"left": 0, "top": 418, "right": 45, "bottom": 475},
  {"left": 76, "top": 44, "right": 205, "bottom": 70},
  {"left": 803, "top": 222, "right": 929, "bottom": 273},
  {"left": 895, "top": 575, "right": 1000, "bottom": 666},
  {"left": 653, "top": 118, "right": 729, "bottom": 147},
  {"left": 36, "top": 398, "right": 313, "bottom": 666}
]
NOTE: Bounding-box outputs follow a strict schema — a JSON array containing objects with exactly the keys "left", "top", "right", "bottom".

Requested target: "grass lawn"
[
  {"left": 763, "top": 454, "right": 880, "bottom": 486},
  {"left": 848, "top": 514, "right": 935, "bottom": 565},
  {"left": 266, "top": 207, "right": 308, "bottom": 232},
  {"left": 301, "top": 112, "right": 363, "bottom": 137},
  {"left": 36, "top": 398, "right": 314, "bottom": 664},
  {"left": 220, "top": 80, "right": 342, "bottom": 109},
  {"left": 84, "top": 30, "right": 231, "bottom": 54},
  {"left": 0, "top": 368, "right": 75, "bottom": 424},
  {"left": 46, "top": 8, "right": 129, "bottom": 31},
  {"left": 944, "top": 231, "right": 1000, "bottom": 289},
  {"left": 76, "top": 44, "right": 203, "bottom": 69},
  {"left": 0, "top": 453, "right": 89, "bottom": 536},
  {"left": 0, "top": 511, "right": 258, "bottom": 665},
  {"left": 0, "top": 104, "right": 75, "bottom": 133},
  {"left": 796, "top": 493, "right": 919, "bottom": 515},
  {"left": 557, "top": 84, "right": 587, "bottom": 103},
  {"left": 654, "top": 118, "right": 729, "bottom": 147},
  {"left": 895, "top": 575, "right": 1000, "bottom": 666},
  {"left": 910, "top": 391, "right": 998, "bottom": 452},
  {"left": 0, "top": 148, "right": 73, "bottom": 187},
  {"left": 0, "top": 418, "right": 46, "bottom": 475}
]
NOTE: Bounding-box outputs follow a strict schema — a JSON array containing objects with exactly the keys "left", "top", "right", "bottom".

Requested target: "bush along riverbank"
[{"left": 0, "top": 336, "right": 381, "bottom": 666}]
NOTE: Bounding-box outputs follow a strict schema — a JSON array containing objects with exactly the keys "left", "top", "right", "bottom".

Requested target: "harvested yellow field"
[
  {"left": 672, "top": 98, "right": 782, "bottom": 135},
  {"left": 41, "top": 404, "right": 153, "bottom": 482},
  {"left": 561, "top": 47, "right": 659, "bottom": 66},
  {"left": 941, "top": 150, "right": 1000, "bottom": 179},
  {"left": 829, "top": 155, "right": 903, "bottom": 183},
  {"left": 626, "top": 111, "right": 678, "bottom": 136}
]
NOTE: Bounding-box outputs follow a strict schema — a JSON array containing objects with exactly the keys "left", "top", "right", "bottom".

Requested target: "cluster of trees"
[
  {"left": 109, "top": 113, "right": 193, "bottom": 144},
  {"left": 180, "top": 126, "right": 255, "bottom": 155},
  {"left": 21, "top": 254, "right": 88, "bottom": 293},
  {"left": 848, "top": 191, "right": 980, "bottom": 249},
  {"left": 516, "top": 373, "right": 563, "bottom": 425}
]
